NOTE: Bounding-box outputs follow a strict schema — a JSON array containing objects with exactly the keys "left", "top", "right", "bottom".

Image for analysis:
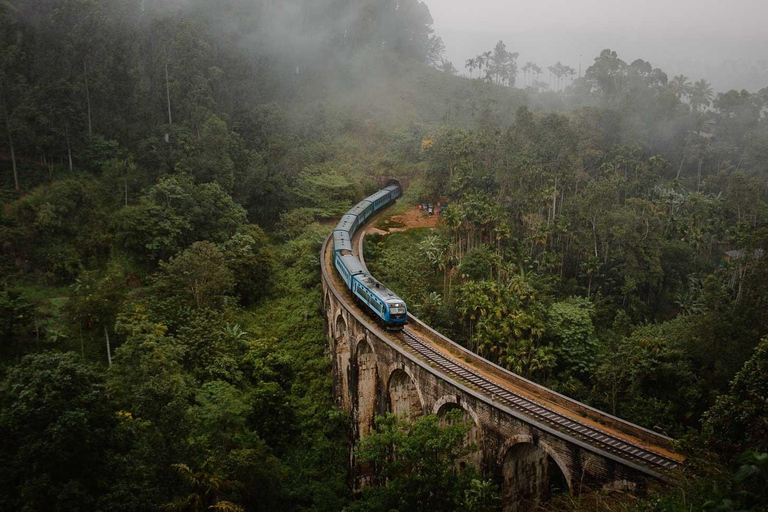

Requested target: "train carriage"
[
  {"left": 335, "top": 213, "right": 360, "bottom": 237},
  {"left": 348, "top": 199, "right": 374, "bottom": 222},
  {"left": 335, "top": 253, "right": 367, "bottom": 288},
  {"left": 332, "top": 230, "right": 353, "bottom": 254},
  {"left": 366, "top": 190, "right": 392, "bottom": 212},
  {"left": 383, "top": 183, "right": 401, "bottom": 200},
  {"left": 351, "top": 274, "right": 408, "bottom": 329}
]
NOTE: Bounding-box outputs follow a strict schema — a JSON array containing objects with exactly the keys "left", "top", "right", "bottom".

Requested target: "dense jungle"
[{"left": 1, "top": 1, "right": 767, "bottom": 511}]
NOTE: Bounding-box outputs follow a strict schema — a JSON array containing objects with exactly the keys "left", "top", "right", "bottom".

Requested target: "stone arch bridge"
[{"left": 321, "top": 234, "right": 682, "bottom": 511}]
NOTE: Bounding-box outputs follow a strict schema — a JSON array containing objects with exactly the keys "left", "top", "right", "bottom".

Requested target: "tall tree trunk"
[
  {"left": 8, "top": 129, "right": 18, "bottom": 190},
  {"left": 105, "top": 326, "right": 112, "bottom": 366},
  {"left": 44, "top": 152, "right": 51, "bottom": 179},
  {"left": 84, "top": 58, "right": 93, "bottom": 137},
  {"left": 551, "top": 175, "right": 558, "bottom": 225},
  {"left": 66, "top": 132, "right": 73, "bottom": 171},
  {"left": 676, "top": 153, "right": 686, "bottom": 180},
  {"left": 165, "top": 50, "right": 173, "bottom": 128},
  {"left": 697, "top": 160, "right": 702, "bottom": 191}
]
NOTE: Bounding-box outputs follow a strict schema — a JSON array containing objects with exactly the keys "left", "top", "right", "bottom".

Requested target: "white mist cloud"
[{"left": 427, "top": 0, "right": 768, "bottom": 92}]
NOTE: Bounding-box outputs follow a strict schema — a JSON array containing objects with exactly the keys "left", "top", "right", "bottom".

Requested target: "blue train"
[{"left": 333, "top": 182, "right": 408, "bottom": 330}]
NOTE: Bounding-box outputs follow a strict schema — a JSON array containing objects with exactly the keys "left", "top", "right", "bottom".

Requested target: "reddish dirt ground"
[{"left": 370, "top": 205, "right": 439, "bottom": 235}]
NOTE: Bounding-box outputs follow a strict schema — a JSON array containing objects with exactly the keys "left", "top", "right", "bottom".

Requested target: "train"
[{"left": 333, "top": 181, "right": 408, "bottom": 330}]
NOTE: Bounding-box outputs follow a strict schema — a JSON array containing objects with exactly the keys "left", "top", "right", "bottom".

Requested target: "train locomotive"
[{"left": 333, "top": 182, "right": 408, "bottom": 330}]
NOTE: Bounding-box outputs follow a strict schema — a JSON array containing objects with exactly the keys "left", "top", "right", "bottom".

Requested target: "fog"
[{"left": 428, "top": 0, "right": 768, "bottom": 92}]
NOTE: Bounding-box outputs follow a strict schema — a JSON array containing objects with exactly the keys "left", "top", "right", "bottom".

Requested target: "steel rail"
[{"left": 398, "top": 328, "right": 680, "bottom": 471}]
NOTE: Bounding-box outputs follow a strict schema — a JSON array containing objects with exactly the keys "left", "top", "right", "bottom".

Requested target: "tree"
[
  {"left": 0, "top": 289, "right": 35, "bottom": 356},
  {"left": 113, "top": 175, "right": 247, "bottom": 264},
  {"left": 0, "top": 1, "right": 33, "bottom": 191},
  {"left": 489, "top": 40, "right": 518, "bottom": 86},
  {"left": 350, "top": 412, "right": 493, "bottom": 512},
  {"left": 0, "top": 352, "right": 118, "bottom": 511},
  {"left": 64, "top": 267, "right": 129, "bottom": 363},
  {"left": 163, "top": 462, "right": 244, "bottom": 512},
  {"left": 153, "top": 242, "right": 235, "bottom": 311},
  {"left": 221, "top": 225, "right": 275, "bottom": 306},
  {"left": 671, "top": 74, "right": 693, "bottom": 101},
  {"left": 546, "top": 298, "right": 599, "bottom": 380},
  {"left": 592, "top": 319, "right": 703, "bottom": 435},
  {"left": 584, "top": 49, "right": 627, "bottom": 98},
  {"left": 465, "top": 57, "right": 477, "bottom": 78},
  {"left": 439, "top": 58, "right": 458, "bottom": 76},
  {"left": 691, "top": 79, "right": 714, "bottom": 111},
  {"left": 108, "top": 309, "right": 194, "bottom": 489},
  {"left": 178, "top": 115, "right": 236, "bottom": 192},
  {"left": 7, "top": 178, "right": 109, "bottom": 282},
  {"left": 704, "top": 336, "right": 768, "bottom": 458}
]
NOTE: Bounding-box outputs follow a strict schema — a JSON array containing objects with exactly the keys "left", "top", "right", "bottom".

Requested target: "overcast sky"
[{"left": 427, "top": 0, "right": 768, "bottom": 92}]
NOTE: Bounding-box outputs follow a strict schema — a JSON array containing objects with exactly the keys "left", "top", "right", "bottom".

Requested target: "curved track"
[
  {"left": 327, "top": 197, "right": 684, "bottom": 478},
  {"left": 397, "top": 329, "right": 680, "bottom": 471}
]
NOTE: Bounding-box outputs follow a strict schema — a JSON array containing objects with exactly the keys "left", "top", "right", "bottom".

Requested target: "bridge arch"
[
  {"left": 434, "top": 397, "right": 482, "bottom": 469},
  {"left": 499, "top": 438, "right": 571, "bottom": 512},
  {"left": 355, "top": 339, "right": 379, "bottom": 438},
  {"left": 333, "top": 313, "right": 347, "bottom": 340},
  {"left": 387, "top": 366, "right": 424, "bottom": 420}
]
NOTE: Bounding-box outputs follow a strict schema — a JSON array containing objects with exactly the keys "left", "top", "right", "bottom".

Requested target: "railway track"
[{"left": 398, "top": 328, "right": 680, "bottom": 472}]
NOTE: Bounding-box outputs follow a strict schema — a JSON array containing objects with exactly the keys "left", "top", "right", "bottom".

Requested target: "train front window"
[{"left": 389, "top": 303, "right": 405, "bottom": 315}]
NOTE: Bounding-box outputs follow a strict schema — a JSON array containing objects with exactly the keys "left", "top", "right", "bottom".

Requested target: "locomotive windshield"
[{"left": 389, "top": 303, "right": 406, "bottom": 315}]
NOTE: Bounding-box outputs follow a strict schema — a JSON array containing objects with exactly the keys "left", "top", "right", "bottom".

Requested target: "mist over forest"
[
  {"left": 1, "top": 1, "right": 767, "bottom": 511},
  {"left": 431, "top": 0, "right": 768, "bottom": 93}
]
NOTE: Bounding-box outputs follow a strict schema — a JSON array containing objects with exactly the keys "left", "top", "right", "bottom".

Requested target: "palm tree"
[
  {"left": 565, "top": 66, "right": 576, "bottom": 87},
  {"left": 163, "top": 463, "right": 244, "bottom": 512},
  {"left": 691, "top": 79, "right": 714, "bottom": 111},
  {"left": 481, "top": 51, "right": 492, "bottom": 82},
  {"left": 532, "top": 63, "right": 543, "bottom": 83},
  {"left": 521, "top": 62, "right": 532, "bottom": 87},
  {"left": 671, "top": 74, "right": 692, "bottom": 101},
  {"left": 465, "top": 58, "right": 476, "bottom": 78}
]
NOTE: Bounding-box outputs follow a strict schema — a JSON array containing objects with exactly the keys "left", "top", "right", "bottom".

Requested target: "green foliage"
[
  {"left": 175, "top": 310, "right": 245, "bottom": 384},
  {"left": 113, "top": 175, "right": 247, "bottom": 265},
  {"left": 2, "top": 1, "right": 768, "bottom": 510},
  {"left": 704, "top": 337, "right": 768, "bottom": 458},
  {"left": 546, "top": 298, "right": 599, "bottom": 379},
  {"left": 178, "top": 115, "right": 237, "bottom": 192},
  {"left": 63, "top": 266, "right": 129, "bottom": 359},
  {"left": 591, "top": 319, "right": 703, "bottom": 435},
  {"left": 366, "top": 229, "right": 439, "bottom": 306},
  {"left": 6, "top": 178, "right": 109, "bottom": 281},
  {"left": 221, "top": 225, "right": 275, "bottom": 306},
  {"left": 460, "top": 245, "right": 498, "bottom": 281},
  {"left": 0, "top": 352, "right": 117, "bottom": 511},
  {"left": 456, "top": 277, "right": 552, "bottom": 378},
  {"left": 153, "top": 242, "right": 235, "bottom": 312},
  {"left": 0, "top": 289, "right": 35, "bottom": 356},
  {"left": 349, "top": 412, "right": 495, "bottom": 512}
]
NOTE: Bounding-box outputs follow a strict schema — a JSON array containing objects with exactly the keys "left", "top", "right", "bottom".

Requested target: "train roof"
[
  {"left": 340, "top": 254, "right": 367, "bottom": 276},
  {"left": 333, "top": 230, "right": 352, "bottom": 252},
  {"left": 348, "top": 200, "right": 372, "bottom": 217},
  {"left": 356, "top": 274, "right": 405, "bottom": 304},
  {"left": 365, "top": 189, "right": 390, "bottom": 203},
  {"left": 384, "top": 184, "right": 400, "bottom": 193},
  {"left": 335, "top": 214, "right": 358, "bottom": 233}
]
